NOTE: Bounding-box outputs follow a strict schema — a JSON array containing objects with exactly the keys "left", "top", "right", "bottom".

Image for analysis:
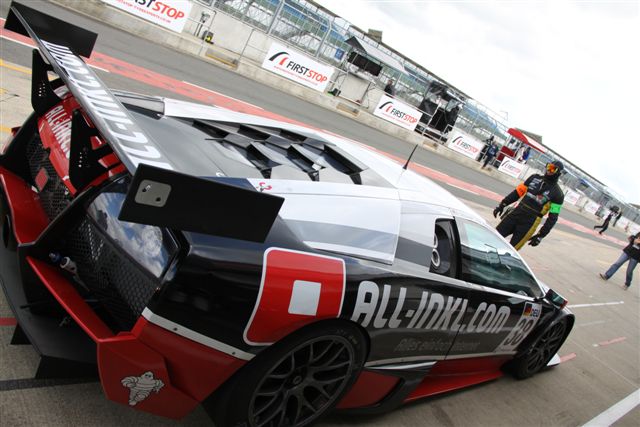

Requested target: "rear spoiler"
[
  {"left": 6, "top": 2, "right": 172, "bottom": 173},
  {"left": 5, "top": 2, "right": 284, "bottom": 242}
]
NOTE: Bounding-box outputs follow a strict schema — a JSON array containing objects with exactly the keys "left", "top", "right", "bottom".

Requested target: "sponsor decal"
[
  {"left": 41, "top": 40, "right": 173, "bottom": 171},
  {"left": 498, "top": 157, "right": 525, "bottom": 178},
  {"left": 495, "top": 302, "right": 542, "bottom": 352},
  {"left": 42, "top": 104, "right": 72, "bottom": 159},
  {"left": 262, "top": 42, "right": 334, "bottom": 92},
  {"left": 256, "top": 181, "right": 272, "bottom": 192},
  {"left": 121, "top": 371, "right": 164, "bottom": 406},
  {"left": 244, "top": 248, "right": 345, "bottom": 345},
  {"left": 350, "top": 281, "right": 510, "bottom": 334},
  {"left": 101, "top": 0, "right": 192, "bottom": 33},
  {"left": 446, "top": 131, "right": 485, "bottom": 160},
  {"left": 373, "top": 95, "right": 421, "bottom": 131}
]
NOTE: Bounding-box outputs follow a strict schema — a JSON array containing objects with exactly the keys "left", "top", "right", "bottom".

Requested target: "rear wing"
[
  {"left": 6, "top": 2, "right": 172, "bottom": 173},
  {"left": 5, "top": 2, "right": 284, "bottom": 242}
]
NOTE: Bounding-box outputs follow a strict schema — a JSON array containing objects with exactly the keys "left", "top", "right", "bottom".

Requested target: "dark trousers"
[
  {"left": 594, "top": 220, "right": 610, "bottom": 234},
  {"left": 482, "top": 155, "right": 495, "bottom": 168},
  {"left": 496, "top": 207, "right": 541, "bottom": 249}
]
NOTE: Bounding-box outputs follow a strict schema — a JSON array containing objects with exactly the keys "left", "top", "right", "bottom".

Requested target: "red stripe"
[
  {"left": 595, "top": 337, "right": 627, "bottom": 347},
  {"left": 0, "top": 317, "right": 17, "bottom": 326},
  {"left": 560, "top": 353, "right": 577, "bottom": 363}
]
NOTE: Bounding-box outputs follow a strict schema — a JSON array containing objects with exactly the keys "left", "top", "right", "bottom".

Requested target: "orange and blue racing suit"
[{"left": 495, "top": 174, "right": 564, "bottom": 249}]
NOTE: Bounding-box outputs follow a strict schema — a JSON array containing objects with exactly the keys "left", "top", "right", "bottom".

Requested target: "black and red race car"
[{"left": 0, "top": 3, "right": 574, "bottom": 426}]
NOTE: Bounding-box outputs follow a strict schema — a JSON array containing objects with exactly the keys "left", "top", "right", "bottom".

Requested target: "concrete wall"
[{"left": 48, "top": 0, "right": 640, "bottom": 232}]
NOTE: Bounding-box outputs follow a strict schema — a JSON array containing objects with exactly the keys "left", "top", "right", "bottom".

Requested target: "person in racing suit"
[{"left": 493, "top": 160, "right": 565, "bottom": 250}]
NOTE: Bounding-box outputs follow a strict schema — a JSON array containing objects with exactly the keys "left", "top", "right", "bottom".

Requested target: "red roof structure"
[{"left": 507, "top": 128, "right": 547, "bottom": 154}]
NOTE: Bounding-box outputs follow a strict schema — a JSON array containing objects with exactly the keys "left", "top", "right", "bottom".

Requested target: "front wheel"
[
  {"left": 511, "top": 319, "right": 567, "bottom": 379},
  {"left": 207, "top": 321, "right": 367, "bottom": 427}
]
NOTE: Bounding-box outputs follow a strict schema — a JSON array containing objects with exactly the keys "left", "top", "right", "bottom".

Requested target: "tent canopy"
[
  {"left": 507, "top": 128, "right": 547, "bottom": 154},
  {"left": 345, "top": 36, "right": 405, "bottom": 73}
]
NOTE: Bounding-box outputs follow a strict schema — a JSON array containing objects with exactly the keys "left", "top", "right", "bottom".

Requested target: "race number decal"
[
  {"left": 243, "top": 248, "right": 345, "bottom": 345},
  {"left": 496, "top": 302, "right": 542, "bottom": 352}
]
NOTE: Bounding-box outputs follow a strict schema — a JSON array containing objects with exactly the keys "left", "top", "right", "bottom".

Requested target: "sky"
[{"left": 314, "top": 0, "right": 640, "bottom": 204}]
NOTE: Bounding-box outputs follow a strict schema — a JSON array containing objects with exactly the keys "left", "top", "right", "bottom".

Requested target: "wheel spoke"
[
  {"left": 310, "top": 340, "right": 333, "bottom": 364},
  {"left": 250, "top": 333, "right": 360, "bottom": 427},
  {"left": 286, "top": 395, "right": 302, "bottom": 426},
  {"left": 254, "top": 392, "right": 285, "bottom": 426}
]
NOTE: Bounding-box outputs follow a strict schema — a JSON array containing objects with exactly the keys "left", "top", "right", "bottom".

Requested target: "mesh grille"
[
  {"left": 25, "top": 137, "right": 71, "bottom": 220},
  {"left": 65, "top": 217, "right": 158, "bottom": 331}
]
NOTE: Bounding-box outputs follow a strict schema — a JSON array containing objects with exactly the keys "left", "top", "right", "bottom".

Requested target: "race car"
[{"left": 0, "top": 3, "right": 574, "bottom": 426}]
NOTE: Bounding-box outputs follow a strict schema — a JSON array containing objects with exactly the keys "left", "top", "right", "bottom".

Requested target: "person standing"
[
  {"left": 612, "top": 209, "right": 623, "bottom": 227},
  {"left": 519, "top": 146, "right": 531, "bottom": 163},
  {"left": 481, "top": 141, "right": 498, "bottom": 169},
  {"left": 384, "top": 79, "right": 395, "bottom": 96},
  {"left": 593, "top": 210, "right": 615, "bottom": 235},
  {"left": 599, "top": 232, "right": 640, "bottom": 290},
  {"left": 492, "top": 161, "right": 565, "bottom": 249},
  {"left": 478, "top": 135, "right": 494, "bottom": 163}
]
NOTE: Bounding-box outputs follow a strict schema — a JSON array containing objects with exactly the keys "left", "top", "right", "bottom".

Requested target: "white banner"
[
  {"left": 373, "top": 94, "right": 421, "bottom": 131},
  {"left": 262, "top": 42, "right": 334, "bottom": 92},
  {"left": 498, "top": 157, "right": 526, "bottom": 178},
  {"left": 584, "top": 200, "right": 600, "bottom": 215},
  {"left": 446, "top": 131, "right": 485, "bottom": 160},
  {"left": 101, "top": 0, "right": 192, "bottom": 33},
  {"left": 617, "top": 217, "right": 629, "bottom": 229},
  {"left": 564, "top": 189, "right": 581, "bottom": 205}
]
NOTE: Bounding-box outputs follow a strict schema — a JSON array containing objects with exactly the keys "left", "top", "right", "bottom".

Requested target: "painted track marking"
[
  {"left": 582, "top": 389, "right": 640, "bottom": 427},
  {"left": 569, "top": 301, "right": 624, "bottom": 309},
  {"left": 593, "top": 337, "right": 626, "bottom": 347}
]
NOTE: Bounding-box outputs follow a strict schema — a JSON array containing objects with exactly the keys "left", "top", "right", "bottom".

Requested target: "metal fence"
[{"left": 193, "top": 0, "right": 638, "bottom": 225}]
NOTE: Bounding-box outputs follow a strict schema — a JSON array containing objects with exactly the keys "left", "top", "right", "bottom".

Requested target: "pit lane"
[{"left": 0, "top": 3, "right": 638, "bottom": 425}]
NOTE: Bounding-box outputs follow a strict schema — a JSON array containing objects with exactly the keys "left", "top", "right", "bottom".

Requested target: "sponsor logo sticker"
[{"left": 244, "top": 248, "right": 345, "bottom": 345}]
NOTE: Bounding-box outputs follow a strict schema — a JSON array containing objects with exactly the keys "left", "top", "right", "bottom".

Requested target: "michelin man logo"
[{"left": 121, "top": 371, "right": 165, "bottom": 406}]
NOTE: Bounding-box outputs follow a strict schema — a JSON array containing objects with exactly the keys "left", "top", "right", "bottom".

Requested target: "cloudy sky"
[{"left": 315, "top": 0, "right": 640, "bottom": 204}]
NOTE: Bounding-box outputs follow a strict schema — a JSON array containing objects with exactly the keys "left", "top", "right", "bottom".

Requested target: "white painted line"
[
  {"left": 181, "top": 80, "right": 263, "bottom": 110},
  {"left": 1, "top": 35, "right": 108, "bottom": 74},
  {"left": 445, "top": 183, "right": 479, "bottom": 195},
  {"left": 569, "top": 301, "right": 624, "bottom": 308},
  {"left": 88, "top": 63, "right": 110, "bottom": 73},
  {"left": 576, "top": 319, "right": 609, "bottom": 328},
  {"left": 582, "top": 389, "right": 640, "bottom": 427},
  {"left": 1, "top": 34, "right": 35, "bottom": 49}
]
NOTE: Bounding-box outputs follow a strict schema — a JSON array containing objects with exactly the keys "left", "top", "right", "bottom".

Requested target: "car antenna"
[{"left": 402, "top": 143, "right": 420, "bottom": 170}]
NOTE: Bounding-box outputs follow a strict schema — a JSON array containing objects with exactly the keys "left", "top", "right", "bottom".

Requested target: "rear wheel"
[
  {"left": 511, "top": 319, "right": 567, "bottom": 379},
  {"left": 207, "top": 321, "right": 367, "bottom": 427}
]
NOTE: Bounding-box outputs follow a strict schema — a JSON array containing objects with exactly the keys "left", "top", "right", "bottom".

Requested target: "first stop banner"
[
  {"left": 262, "top": 42, "right": 334, "bottom": 92},
  {"left": 102, "top": 0, "right": 192, "bottom": 33}
]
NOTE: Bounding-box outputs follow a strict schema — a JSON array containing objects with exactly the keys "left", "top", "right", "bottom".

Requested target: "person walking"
[
  {"left": 593, "top": 210, "right": 615, "bottom": 235},
  {"left": 492, "top": 160, "right": 565, "bottom": 249},
  {"left": 599, "top": 232, "right": 640, "bottom": 290},
  {"left": 481, "top": 141, "right": 498, "bottom": 169}
]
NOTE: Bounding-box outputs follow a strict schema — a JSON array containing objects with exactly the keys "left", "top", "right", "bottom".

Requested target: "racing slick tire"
[
  {"left": 510, "top": 319, "right": 568, "bottom": 380},
  {"left": 206, "top": 320, "right": 367, "bottom": 427}
]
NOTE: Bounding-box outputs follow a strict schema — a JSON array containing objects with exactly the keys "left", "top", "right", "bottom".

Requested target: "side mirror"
[{"left": 542, "top": 288, "right": 568, "bottom": 309}]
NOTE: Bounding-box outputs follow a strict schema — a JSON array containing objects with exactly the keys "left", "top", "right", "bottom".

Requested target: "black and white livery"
[{"left": 0, "top": 3, "right": 574, "bottom": 426}]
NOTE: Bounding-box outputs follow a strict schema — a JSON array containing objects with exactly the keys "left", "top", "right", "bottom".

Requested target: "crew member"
[{"left": 493, "top": 160, "right": 565, "bottom": 249}]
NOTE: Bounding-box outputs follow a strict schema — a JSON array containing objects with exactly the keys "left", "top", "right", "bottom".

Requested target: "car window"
[{"left": 456, "top": 218, "right": 541, "bottom": 297}]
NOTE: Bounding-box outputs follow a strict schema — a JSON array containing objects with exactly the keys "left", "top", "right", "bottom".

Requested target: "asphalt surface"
[{"left": 0, "top": 1, "right": 638, "bottom": 426}]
